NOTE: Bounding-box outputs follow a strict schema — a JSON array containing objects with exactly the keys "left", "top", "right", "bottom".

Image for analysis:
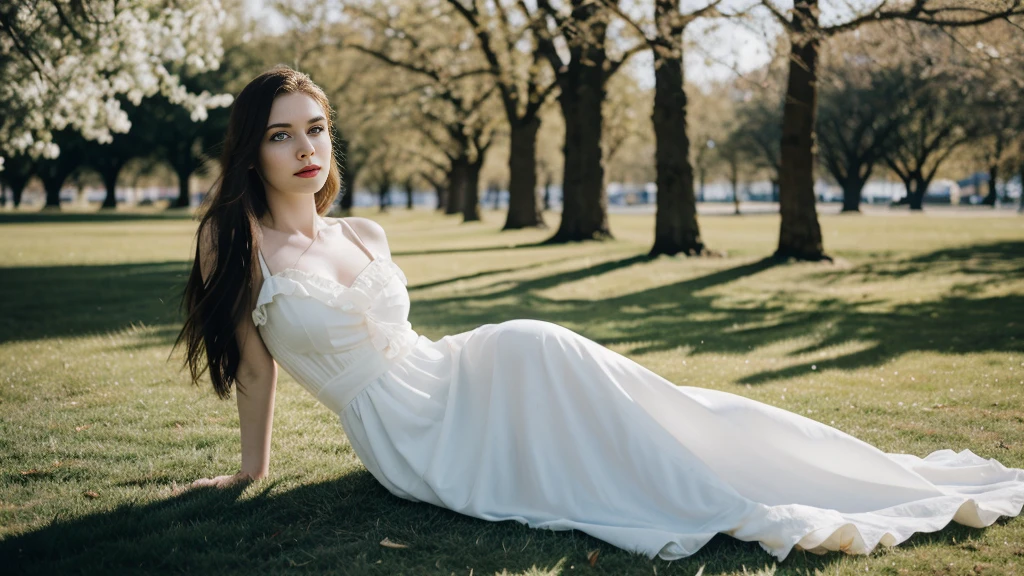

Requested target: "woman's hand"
[{"left": 190, "top": 470, "right": 257, "bottom": 489}]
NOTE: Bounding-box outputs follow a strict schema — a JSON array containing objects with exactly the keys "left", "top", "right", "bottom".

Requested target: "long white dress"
[{"left": 250, "top": 218, "right": 1024, "bottom": 562}]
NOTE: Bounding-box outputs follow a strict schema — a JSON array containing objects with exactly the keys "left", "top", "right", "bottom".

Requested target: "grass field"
[{"left": 1, "top": 206, "right": 1022, "bottom": 575}]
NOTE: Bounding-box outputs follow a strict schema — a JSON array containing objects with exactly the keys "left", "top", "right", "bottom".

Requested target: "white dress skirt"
[{"left": 249, "top": 226, "right": 1024, "bottom": 562}]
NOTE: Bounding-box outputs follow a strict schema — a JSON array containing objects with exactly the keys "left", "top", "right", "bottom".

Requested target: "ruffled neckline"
[
  {"left": 270, "top": 256, "right": 380, "bottom": 295},
  {"left": 251, "top": 255, "right": 408, "bottom": 327}
]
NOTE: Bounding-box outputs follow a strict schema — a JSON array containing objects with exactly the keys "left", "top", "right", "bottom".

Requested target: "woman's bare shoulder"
[{"left": 334, "top": 216, "right": 390, "bottom": 258}]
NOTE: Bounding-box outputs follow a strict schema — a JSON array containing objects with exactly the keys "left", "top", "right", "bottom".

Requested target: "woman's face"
[{"left": 257, "top": 91, "right": 331, "bottom": 198}]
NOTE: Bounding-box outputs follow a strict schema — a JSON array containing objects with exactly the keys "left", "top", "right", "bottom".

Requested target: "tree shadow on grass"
[
  {"left": 4, "top": 240, "right": 1021, "bottom": 385},
  {"left": 409, "top": 241, "right": 1024, "bottom": 385},
  {"left": 0, "top": 262, "right": 188, "bottom": 345},
  {"left": 407, "top": 256, "right": 579, "bottom": 292},
  {"left": 814, "top": 242, "right": 1024, "bottom": 283},
  {"left": 0, "top": 211, "right": 193, "bottom": 225},
  {"left": 734, "top": 292, "right": 1021, "bottom": 385},
  {"left": 392, "top": 241, "right": 551, "bottom": 257},
  {"left": 0, "top": 468, "right": 882, "bottom": 576}
]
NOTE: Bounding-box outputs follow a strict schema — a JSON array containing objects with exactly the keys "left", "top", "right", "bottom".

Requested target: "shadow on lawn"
[
  {"left": 0, "top": 261, "right": 188, "bottom": 345},
  {"left": 4, "top": 467, "right": 990, "bottom": 575},
  {"left": 4, "top": 242, "right": 1020, "bottom": 572},
  {"left": 0, "top": 211, "right": 193, "bottom": 225},
  {"left": 3, "top": 240, "right": 1021, "bottom": 382},
  {"left": 410, "top": 241, "right": 1024, "bottom": 384},
  {"left": 393, "top": 241, "right": 551, "bottom": 257}
]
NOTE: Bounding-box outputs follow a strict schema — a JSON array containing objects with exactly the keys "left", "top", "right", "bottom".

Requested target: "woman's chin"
[{"left": 284, "top": 178, "right": 328, "bottom": 195}]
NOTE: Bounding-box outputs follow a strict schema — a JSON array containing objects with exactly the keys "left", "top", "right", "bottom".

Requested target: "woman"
[{"left": 174, "top": 67, "right": 1024, "bottom": 562}]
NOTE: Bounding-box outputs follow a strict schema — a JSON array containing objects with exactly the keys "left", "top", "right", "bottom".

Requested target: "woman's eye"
[
  {"left": 310, "top": 125, "right": 325, "bottom": 134},
  {"left": 271, "top": 132, "right": 288, "bottom": 141}
]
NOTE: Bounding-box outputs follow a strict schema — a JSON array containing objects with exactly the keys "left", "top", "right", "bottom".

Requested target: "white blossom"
[{"left": 0, "top": 0, "right": 232, "bottom": 169}]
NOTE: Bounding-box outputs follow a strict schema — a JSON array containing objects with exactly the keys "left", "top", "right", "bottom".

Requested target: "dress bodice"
[{"left": 250, "top": 230, "right": 419, "bottom": 413}]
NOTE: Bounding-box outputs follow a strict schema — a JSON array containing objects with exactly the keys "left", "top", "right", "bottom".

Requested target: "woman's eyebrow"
[{"left": 265, "top": 116, "right": 326, "bottom": 131}]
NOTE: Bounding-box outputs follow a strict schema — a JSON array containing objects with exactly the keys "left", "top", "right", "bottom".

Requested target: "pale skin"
[{"left": 191, "top": 91, "right": 392, "bottom": 489}]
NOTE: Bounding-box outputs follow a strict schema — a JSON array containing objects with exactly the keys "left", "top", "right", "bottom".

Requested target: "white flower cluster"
[{"left": 0, "top": 0, "right": 234, "bottom": 168}]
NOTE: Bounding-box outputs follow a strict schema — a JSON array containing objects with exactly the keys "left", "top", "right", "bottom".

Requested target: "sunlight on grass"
[{"left": 1, "top": 207, "right": 1022, "bottom": 574}]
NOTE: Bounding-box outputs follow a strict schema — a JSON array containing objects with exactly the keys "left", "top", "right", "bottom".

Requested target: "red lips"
[{"left": 294, "top": 164, "right": 321, "bottom": 178}]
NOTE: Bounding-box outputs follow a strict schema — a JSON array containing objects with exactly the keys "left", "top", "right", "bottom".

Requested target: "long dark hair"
[{"left": 172, "top": 67, "right": 341, "bottom": 399}]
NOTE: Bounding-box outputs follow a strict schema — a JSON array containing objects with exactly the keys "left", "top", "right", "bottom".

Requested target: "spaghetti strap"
[
  {"left": 338, "top": 217, "right": 377, "bottom": 262},
  {"left": 256, "top": 247, "right": 272, "bottom": 278}
]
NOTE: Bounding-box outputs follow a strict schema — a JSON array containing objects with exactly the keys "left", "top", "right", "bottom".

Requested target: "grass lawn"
[{"left": 1, "top": 206, "right": 1022, "bottom": 575}]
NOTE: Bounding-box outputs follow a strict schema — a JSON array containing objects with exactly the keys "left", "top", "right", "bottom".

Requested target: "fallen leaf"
[
  {"left": 83, "top": 490, "right": 99, "bottom": 499},
  {"left": 379, "top": 537, "right": 409, "bottom": 549},
  {"left": 75, "top": 425, "right": 90, "bottom": 432},
  {"left": 20, "top": 469, "right": 39, "bottom": 476},
  {"left": 587, "top": 549, "right": 600, "bottom": 567}
]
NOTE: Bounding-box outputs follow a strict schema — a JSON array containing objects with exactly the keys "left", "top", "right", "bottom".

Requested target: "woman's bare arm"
[{"left": 191, "top": 222, "right": 278, "bottom": 488}]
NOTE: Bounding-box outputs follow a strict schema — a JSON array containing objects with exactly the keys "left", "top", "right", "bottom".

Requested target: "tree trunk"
[
  {"left": 906, "top": 175, "right": 928, "bottom": 211},
  {"left": 100, "top": 164, "right": 122, "bottom": 209},
  {"left": 775, "top": 0, "right": 826, "bottom": 260},
  {"left": 436, "top": 184, "right": 446, "bottom": 211},
  {"left": 1, "top": 164, "right": 31, "bottom": 209},
  {"left": 983, "top": 165, "right": 998, "bottom": 206},
  {"left": 840, "top": 178, "right": 865, "bottom": 212},
  {"left": 649, "top": 11, "right": 703, "bottom": 257},
  {"left": 377, "top": 178, "right": 391, "bottom": 212},
  {"left": 731, "top": 159, "right": 741, "bottom": 215},
  {"left": 446, "top": 157, "right": 468, "bottom": 215},
  {"left": 1019, "top": 162, "right": 1024, "bottom": 213},
  {"left": 338, "top": 140, "right": 354, "bottom": 212},
  {"left": 12, "top": 182, "right": 26, "bottom": 208},
  {"left": 38, "top": 162, "right": 71, "bottom": 209},
  {"left": 340, "top": 184, "right": 354, "bottom": 211},
  {"left": 404, "top": 179, "right": 414, "bottom": 210},
  {"left": 344, "top": 162, "right": 362, "bottom": 212},
  {"left": 503, "top": 117, "right": 544, "bottom": 229},
  {"left": 173, "top": 168, "right": 191, "bottom": 208},
  {"left": 43, "top": 179, "right": 63, "bottom": 209},
  {"left": 546, "top": 10, "right": 611, "bottom": 243},
  {"left": 463, "top": 158, "right": 482, "bottom": 222}
]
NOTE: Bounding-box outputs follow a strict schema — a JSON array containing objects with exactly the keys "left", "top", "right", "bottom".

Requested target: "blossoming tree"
[{"left": 0, "top": 0, "right": 232, "bottom": 171}]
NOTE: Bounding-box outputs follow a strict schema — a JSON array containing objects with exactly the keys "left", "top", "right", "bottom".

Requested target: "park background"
[{"left": 1, "top": 0, "right": 1023, "bottom": 574}]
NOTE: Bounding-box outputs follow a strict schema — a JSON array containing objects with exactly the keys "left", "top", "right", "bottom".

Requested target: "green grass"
[{"left": 1, "top": 206, "right": 1022, "bottom": 575}]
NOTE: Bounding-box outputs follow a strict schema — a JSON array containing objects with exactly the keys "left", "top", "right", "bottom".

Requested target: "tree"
[
  {"left": 343, "top": 0, "right": 499, "bottom": 222},
  {"left": 36, "top": 131, "right": 87, "bottom": 209},
  {"left": 970, "top": 54, "right": 1022, "bottom": 206},
  {"left": 817, "top": 43, "right": 904, "bottom": 213},
  {"left": 446, "top": 0, "right": 559, "bottom": 229},
  {"left": 603, "top": 0, "right": 727, "bottom": 255},
  {"left": 760, "top": 0, "right": 1024, "bottom": 259},
  {"left": 602, "top": 70, "right": 655, "bottom": 188},
  {"left": 687, "top": 85, "right": 733, "bottom": 203},
  {"left": 0, "top": 0, "right": 228, "bottom": 166},
  {"left": 87, "top": 117, "right": 142, "bottom": 209},
  {"left": 729, "top": 97, "right": 783, "bottom": 204},
  {"left": 534, "top": 0, "right": 647, "bottom": 243},
  {"left": 0, "top": 154, "right": 35, "bottom": 208},
  {"left": 718, "top": 124, "right": 747, "bottom": 215},
  {"left": 882, "top": 63, "right": 972, "bottom": 210}
]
